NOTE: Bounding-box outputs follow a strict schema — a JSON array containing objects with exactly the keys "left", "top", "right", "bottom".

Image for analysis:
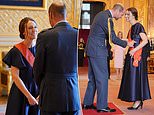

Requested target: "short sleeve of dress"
[
  {"left": 133, "top": 23, "right": 150, "bottom": 58},
  {"left": 139, "top": 24, "right": 146, "bottom": 34},
  {"left": 136, "top": 23, "right": 146, "bottom": 34},
  {"left": 2, "top": 47, "right": 26, "bottom": 69}
]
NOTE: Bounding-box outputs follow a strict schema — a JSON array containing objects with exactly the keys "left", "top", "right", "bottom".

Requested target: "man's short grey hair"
[{"left": 112, "top": 3, "right": 124, "bottom": 12}]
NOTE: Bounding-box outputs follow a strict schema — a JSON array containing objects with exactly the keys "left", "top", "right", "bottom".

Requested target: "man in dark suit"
[
  {"left": 33, "top": 2, "right": 80, "bottom": 115},
  {"left": 83, "top": 3, "right": 135, "bottom": 112}
]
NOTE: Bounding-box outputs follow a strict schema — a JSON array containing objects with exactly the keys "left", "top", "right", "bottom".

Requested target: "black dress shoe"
[
  {"left": 97, "top": 107, "right": 116, "bottom": 112},
  {"left": 82, "top": 104, "right": 96, "bottom": 109},
  {"left": 127, "top": 101, "right": 143, "bottom": 110}
]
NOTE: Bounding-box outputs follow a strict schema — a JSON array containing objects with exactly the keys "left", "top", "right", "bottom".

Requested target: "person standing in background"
[
  {"left": 113, "top": 31, "right": 126, "bottom": 79},
  {"left": 78, "top": 38, "right": 86, "bottom": 66},
  {"left": 33, "top": 1, "right": 81, "bottom": 115},
  {"left": 3, "top": 17, "right": 39, "bottom": 115}
]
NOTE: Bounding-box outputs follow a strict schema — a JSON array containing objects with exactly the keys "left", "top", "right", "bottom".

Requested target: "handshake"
[{"left": 127, "top": 40, "right": 136, "bottom": 47}]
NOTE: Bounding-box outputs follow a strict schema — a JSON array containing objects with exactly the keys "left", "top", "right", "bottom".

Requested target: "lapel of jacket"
[{"left": 106, "top": 10, "right": 112, "bottom": 18}]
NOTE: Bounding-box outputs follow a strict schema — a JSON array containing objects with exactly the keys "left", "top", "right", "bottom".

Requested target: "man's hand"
[
  {"left": 36, "top": 95, "right": 40, "bottom": 102},
  {"left": 127, "top": 40, "right": 136, "bottom": 47}
]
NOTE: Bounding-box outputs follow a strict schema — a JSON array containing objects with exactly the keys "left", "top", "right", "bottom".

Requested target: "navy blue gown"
[
  {"left": 3, "top": 46, "right": 39, "bottom": 115},
  {"left": 118, "top": 23, "right": 151, "bottom": 102}
]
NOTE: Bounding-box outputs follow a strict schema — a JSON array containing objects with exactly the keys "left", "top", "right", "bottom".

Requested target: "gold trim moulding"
[{"left": 0, "top": 0, "right": 47, "bottom": 10}]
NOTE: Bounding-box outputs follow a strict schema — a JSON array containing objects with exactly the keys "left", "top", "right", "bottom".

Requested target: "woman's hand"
[
  {"left": 129, "top": 49, "right": 136, "bottom": 57},
  {"left": 27, "top": 95, "right": 38, "bottom": 106}
]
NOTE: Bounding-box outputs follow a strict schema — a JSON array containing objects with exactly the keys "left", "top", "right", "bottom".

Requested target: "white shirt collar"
[{"left": 109, "top": 10, "right": 113, "bottom": 18}]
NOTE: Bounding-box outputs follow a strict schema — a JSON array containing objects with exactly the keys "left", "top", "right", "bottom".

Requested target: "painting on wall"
[{"left": 0, "top": 0, "right": 47, "bottom": 10}]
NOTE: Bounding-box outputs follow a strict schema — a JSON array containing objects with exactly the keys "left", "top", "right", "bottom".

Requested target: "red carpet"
[{"left": 83, "top": 103, "right": 124, "bottom": 115}]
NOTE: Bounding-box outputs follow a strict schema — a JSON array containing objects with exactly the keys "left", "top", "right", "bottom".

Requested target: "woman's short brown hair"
[{"left": 127, "top": 7, "right": 138, "bottom": 20}]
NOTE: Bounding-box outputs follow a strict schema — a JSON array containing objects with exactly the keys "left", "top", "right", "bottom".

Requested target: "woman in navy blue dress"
[
  {"left": 3, "top": 17, "right": 39, "bottom": 115},
  {"left": 118, "top": 7, "right": 151, "bottom": 110}
]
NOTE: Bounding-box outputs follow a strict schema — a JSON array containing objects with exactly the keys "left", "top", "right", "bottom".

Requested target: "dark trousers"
[
  {"left": 107, "top": 57, "right": 110, "bottom": 79},
  {"left": 78, "top": 49, "right": 84, "bottom": 66},
  {"left": 83, "top": 57, "right": 108, "bottom": 109}
]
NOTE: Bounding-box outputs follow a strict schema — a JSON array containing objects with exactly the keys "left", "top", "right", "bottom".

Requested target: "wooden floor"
[
  {"left": 79, "top": 67, "right": 154, "bottom": 115},
  {"left": 0, "top": 67, "right": 154, "bottom": 115}
]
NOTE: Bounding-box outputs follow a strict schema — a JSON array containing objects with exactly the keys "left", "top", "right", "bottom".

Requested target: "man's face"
[{"left": 115, "top": 9, "right": 125, "bottom": 20}]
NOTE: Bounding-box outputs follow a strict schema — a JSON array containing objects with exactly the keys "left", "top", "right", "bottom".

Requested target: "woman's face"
[
  {"left": 23, "top": 20, "right": 38, "bottom": 40},
  {"left": 125, "top": 10, "right": 134, "bottom": 22},
  {"left": 80, "top": 38, "right": 84, "bottom": 42},
  {"left": 118, "top": 32, "right": 123, "bottom": 39}
]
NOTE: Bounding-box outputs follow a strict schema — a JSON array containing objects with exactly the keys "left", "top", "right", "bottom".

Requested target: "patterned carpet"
[{"left": 79, "top": 67, "right": 154, "bottom": 115}]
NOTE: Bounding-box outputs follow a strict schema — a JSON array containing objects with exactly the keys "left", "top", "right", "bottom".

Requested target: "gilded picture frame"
[{"left": 0, "top": 0, "right": 47, "bottom": 10}]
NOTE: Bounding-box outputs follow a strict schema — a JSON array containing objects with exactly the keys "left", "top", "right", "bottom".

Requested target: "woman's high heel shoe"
[{"left": 127, "top": 101, "right": 143, "bottom": 110}]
